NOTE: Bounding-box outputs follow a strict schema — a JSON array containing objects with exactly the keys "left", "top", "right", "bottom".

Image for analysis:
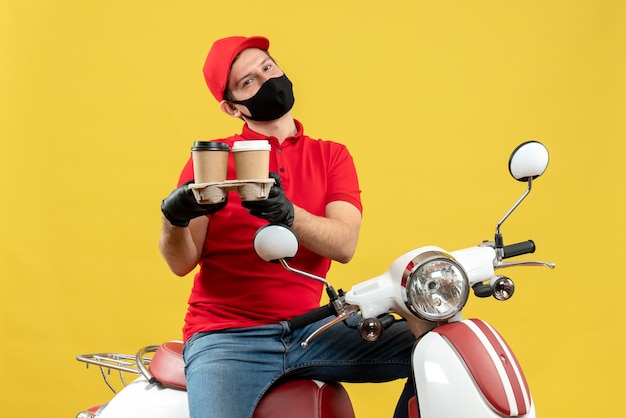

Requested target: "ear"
[{"left": 219, "top": 100, "right": 241, "bottom": 118}]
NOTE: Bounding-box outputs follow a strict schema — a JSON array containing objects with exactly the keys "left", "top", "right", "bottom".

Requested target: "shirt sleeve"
[{"left": 326, "top": 144, "right": 362, "bottom": 213}]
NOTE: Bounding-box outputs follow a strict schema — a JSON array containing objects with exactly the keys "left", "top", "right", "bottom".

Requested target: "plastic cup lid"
[
  {"left": 231, "top": 140, "right": 271, "bottom": 152},
  {"left": 191, "top": 141, "right": 230, "bottom": 151}
]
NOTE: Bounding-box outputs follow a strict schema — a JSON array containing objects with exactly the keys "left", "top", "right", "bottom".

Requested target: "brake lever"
[
  {"left": 301, "top": 305, "right": 359, "bottom": 348},
  {"left": 495, "top": 260, "right": 556, "bottom": 269}
]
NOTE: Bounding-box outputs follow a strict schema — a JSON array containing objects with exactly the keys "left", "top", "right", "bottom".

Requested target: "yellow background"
[{"left": 1, "top": 1, "right": 625, "bottom": 417}]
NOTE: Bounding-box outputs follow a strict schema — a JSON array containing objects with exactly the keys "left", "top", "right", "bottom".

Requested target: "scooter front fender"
[
  {"left": 97, "top": 376, "right": 189, "bottom": 418},
  {"left": 412, "top": 319, "right": 535, "bottom": 417}
]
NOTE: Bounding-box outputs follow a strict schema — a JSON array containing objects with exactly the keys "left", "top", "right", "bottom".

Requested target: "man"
[{"left": 159, "top": 36, "right": 415, "bottom": 418}]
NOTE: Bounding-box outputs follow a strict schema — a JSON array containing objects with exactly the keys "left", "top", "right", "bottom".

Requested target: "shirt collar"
[{"left": 240, "top": 119, "right": 304, "bottom": 144}]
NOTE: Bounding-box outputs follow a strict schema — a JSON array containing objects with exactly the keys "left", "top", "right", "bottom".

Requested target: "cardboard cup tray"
[{"left": 188, "top": 178, "right": 275, "bottom": 204}]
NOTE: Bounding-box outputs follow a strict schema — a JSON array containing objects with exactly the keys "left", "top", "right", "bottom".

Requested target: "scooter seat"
[
  {"left": 149, "top": 341, "right": 186, "bottom": 390},
  {"left": 254, "top": 379, "right": 355, "bottom": 418},
  {"left": 150, "top": 342, "right": 355, "bottom": 418}
]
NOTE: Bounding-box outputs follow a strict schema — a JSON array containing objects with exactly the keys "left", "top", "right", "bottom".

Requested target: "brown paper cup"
[
  {"left": 232, "top": 140, "right": 271, "bottom": 180},
  {"left": 191, "top": 141, "right": 230, "bottom": 184}
]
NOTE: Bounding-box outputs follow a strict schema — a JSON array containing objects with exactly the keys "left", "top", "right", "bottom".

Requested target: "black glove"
[
  {"left": 161, "top": 181, "right": 227, "bottom": 227},
  {"left": 241, "top": 172, "right": 294, "bottom": 226}
]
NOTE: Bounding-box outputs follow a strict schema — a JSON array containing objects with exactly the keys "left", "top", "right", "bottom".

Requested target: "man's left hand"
[{"left": 242, "top": 172, "right": 294, "bottom": 226}]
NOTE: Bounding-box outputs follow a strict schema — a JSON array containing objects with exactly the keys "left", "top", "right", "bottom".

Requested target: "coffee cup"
[
  {"left": 191, "top": 141, "right": 230, "bottom": 184},
  {"left": 232, "top": 140, "right": 271, "bottom": 180}
]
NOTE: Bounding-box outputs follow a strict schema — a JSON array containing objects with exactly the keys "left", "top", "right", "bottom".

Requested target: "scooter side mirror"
[
  {"left": 253, "top": 224, "right": 299, "bottom": 263},
  {"left": 508, "top": 141, "right": 549, "bottom": 182},
  {"left": 495, "top": 140, "right": 550, "bottom": 253}
]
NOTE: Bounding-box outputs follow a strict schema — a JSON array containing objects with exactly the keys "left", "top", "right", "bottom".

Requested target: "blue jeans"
[{"left": 183, "top": 316, "right": 416, "bottom": 418}]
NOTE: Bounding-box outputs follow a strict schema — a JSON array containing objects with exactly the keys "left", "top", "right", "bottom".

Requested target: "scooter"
[{"left": 76, "top": 140, "right": 554, "bottom": 418}]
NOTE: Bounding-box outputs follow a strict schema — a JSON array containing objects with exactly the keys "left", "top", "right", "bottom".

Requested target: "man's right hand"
[{"left": 161, "top": 181, "right": 227, "bottom": 227}]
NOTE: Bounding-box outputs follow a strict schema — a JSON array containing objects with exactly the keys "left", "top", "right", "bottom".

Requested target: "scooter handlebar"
[
  {"left": 502, "top": 240, "right": 535, "bottom": 259},
  {"left": 287, "top": 304, "right": 335, "bottom": 331}
]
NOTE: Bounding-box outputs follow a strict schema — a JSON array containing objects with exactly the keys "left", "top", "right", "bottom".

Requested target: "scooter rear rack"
[{"left": 76, "top": 345, "right": 159, "bottom": 394}]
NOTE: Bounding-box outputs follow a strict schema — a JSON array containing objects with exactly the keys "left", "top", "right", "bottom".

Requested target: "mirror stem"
[
  {"left": 494, "top": 177, "right": 533, "bottom": 260},
  {"left": 279, "top": 259, "right": 331, "bottom": 288},
  {"left": 496, "top": 177, "right": 533, "bottom": 237}
]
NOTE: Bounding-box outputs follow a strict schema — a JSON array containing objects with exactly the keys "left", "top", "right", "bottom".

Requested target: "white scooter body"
[
  {"left": 95, "top": 376, "right": 189, "bottom": 418},
  {"left": 344, "top": 245, "right": 535, "bottom": 417},
  {"left": 412, "top": 321, "right": 535, "bottom": 417}
]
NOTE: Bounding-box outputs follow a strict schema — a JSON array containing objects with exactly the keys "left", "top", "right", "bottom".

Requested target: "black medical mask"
[{"left": 231, "top": 74, "right": 295, "bottom": 121}]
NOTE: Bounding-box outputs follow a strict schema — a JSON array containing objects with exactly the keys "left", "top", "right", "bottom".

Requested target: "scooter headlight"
[{"left": 401, "top": 251, "right": 469, "bottom": 321}]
